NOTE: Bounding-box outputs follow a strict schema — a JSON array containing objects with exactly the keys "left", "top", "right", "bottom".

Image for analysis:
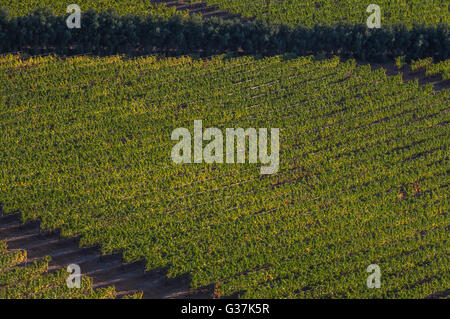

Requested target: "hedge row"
[{"left": 0, "top": 8, "right": 448, "bottom": 62}]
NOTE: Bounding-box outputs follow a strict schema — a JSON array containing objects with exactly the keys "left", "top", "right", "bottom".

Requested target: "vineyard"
[
  {"left": 194, "top": 0, "right": 450, "bottom": 27},
  {"left": 0, "top": 53, "right": 448, "bottom": 298},
  {"left": 0, "top": 0, "right": 448, "bottom": 301}
]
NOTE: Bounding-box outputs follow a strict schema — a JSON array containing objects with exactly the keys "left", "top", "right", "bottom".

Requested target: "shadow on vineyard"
[
  {"left": 151, "top": 0, "right": 250, "bottom": 21},
  {"left": 0, "top": 212, "right": 214, "bottom": 299},
  {"left": 360, "top": 62, "right": 450, "bottom": 91}
]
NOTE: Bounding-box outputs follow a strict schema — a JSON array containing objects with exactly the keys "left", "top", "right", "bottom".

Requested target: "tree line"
[{"left": 0, "top": 8, "right": 448, "bottom": 62}]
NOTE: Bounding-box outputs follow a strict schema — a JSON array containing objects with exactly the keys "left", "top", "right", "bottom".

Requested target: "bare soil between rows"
[
  {"left": 0, "top": 212, "right": 215, "bottom": 299},
  {"left": 0, "top": 58, "right": 447, "bottom": 298}
]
